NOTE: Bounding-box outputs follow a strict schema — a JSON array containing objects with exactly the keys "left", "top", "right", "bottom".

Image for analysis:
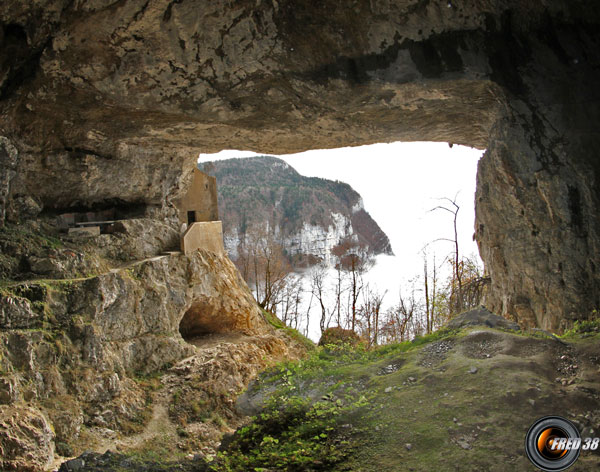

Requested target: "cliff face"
[
  {"left": 474, "top": 16, "right": 600, "bottom": 330},
  {"left": 0, "top": 0, "right": 598, "bottom": 338},
  {"left": 1, "top": 1, "right": 600, "bottom": 469},
  {"left": 206, "top": 156, "right": 393, "bottom": 266},
  {"left": 477, "top": 114, "right": 600, "bottom": 331},
  {"left": 0, "top": 221, "right": 307, "bottom": 470}
]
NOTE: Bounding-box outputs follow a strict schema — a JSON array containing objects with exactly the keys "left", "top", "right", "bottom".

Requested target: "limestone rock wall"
[
  {"left": 0, "top": 405, "right": 55, "bottom": 472},
  {"left": 1, "top": 249, "right": 267, "bottom": 376},
  {"left": 475, "top": 13, "right": 600, "bottom": 330},
  {"left": 0, "top": 249, "right": 282, "bottom": 469},
  {"left": 477, "top": 114, "right": 600, "bottom": 331},
  {"left": 1, "top": 1, "right": 599, "bottom": 328}
]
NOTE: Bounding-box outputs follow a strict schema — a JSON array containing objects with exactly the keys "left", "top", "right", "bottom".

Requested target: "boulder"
[
  {"left": 0, "top": 296, "right": 41, "bottom": 329},
  {"left": 446, "top": 306, "right": 520, "bottom": 331},
  {"left": 0, "top": 405, "right": 55, "bottom": 472}
]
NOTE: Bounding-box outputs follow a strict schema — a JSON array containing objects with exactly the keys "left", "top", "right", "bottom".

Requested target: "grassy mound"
[{"left": 211, "top": 327, "right": 600, "bottom": 471}]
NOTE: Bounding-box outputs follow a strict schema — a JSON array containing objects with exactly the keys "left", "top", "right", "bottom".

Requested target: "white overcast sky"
[{"left": 199, "top": 142, "right": 484, "bottom": 337}]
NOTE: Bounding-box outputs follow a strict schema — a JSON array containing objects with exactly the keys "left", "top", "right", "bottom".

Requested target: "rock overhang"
[
  {"left": 2, "top": 1, "right": 518, "bottom": 152},
  {"left": 1, "top": 1, "right": 599, "bottom": 330}
]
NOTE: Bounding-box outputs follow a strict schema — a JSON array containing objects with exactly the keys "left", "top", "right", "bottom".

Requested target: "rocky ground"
[
  {"left": 54, "top": 332, "right": 307, "bottom": 471},
  {"left": 56, "top": 311, "right": 600, "bottom": 471},
  {"left": 227, "top": 323, "right": 600, "bottom": 471}
]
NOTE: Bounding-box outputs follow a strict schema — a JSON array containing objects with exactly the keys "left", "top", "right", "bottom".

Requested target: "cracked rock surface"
[{"left": 1, "top": 1, "right": 599, "bottom": 330}]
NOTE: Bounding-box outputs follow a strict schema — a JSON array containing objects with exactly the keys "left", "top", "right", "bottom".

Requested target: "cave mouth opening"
[
  {"left": 41, "top": 198, "right": 152, "bottom": 233},
  {"left": 198, "top": 142, "right": 485, "bottom": 341},
  {"left": 179, "top": 300, "right": 236, "bottom": 345}
]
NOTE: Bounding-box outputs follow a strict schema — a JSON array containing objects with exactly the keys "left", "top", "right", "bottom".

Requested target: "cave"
[
  {"left": 179, "top": 300, "right": 234, "bottom": 342},
  {"left": 45, "top": 199, "right": 151, "bottom": 232},
  {"left": 1, "top": 1, "right": 599, "bottom": 332}
]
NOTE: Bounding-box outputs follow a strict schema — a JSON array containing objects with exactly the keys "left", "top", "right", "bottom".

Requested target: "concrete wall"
[
  {"left": 181, "top": 221, "right": 225, "bottom": 255},
  {"left": 177, "top": 168, "right": 219, "bottom": 226}
]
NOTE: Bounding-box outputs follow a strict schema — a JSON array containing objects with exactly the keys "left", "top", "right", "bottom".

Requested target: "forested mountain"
[{"left": 201, "top": 156, "right": 393, "bottom": 266}]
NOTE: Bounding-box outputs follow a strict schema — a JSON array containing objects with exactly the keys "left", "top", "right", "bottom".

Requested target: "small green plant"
[
  {"left": 212, "top": 413, "right": 227, "bottom": 428},
  {"left": 169, "top": 385, "right": 222, "bottom": 426},
  {"left": 211, "top": 394, "right": 360, "bottom": 471},
  {"left": 562, "top": 310, "right": 600, "bottom": 337},
  {"left": 55, "top": 441, "right": 73, "bottom": 457},
  {"left": 190, "top": 399, "right": 211, "bottom": 421},
  {"left": 125, "top": 266, "right": 143, "bottom": 281},
  {"left": 261, "top": 309, "right": 315, "bottom": 351}
]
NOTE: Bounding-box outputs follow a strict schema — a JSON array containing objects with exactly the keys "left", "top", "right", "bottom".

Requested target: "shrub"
[
  {"left": 563, "top": 310, "right": 600, "bottom": 336},
  {"left": 318, "top": 327, "right": 360, "bottom": 347},
  {"left": 212, "top": 395, "right": 355, "bottom": 471}
]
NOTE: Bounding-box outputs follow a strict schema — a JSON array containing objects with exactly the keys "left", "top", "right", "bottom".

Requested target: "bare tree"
[
  {"left": 332, "top": 264, "right": 346, "bottom": 327},
  {"left": 446, "top": 253, "right": 489, "bottom": 314},
  {"left": 423, "top": 252, "right": 431, "bottom": 334},
  {"left": 233, "top": 225, "right": 292, "bottom": 313},
  {"left": 333, "top": 239, "right": 374, "bottom": 332},
  {"left": 379, "top": 283, "right": 424, "bottom": 343},
  {"left": 309, "top": 263, "right": 330, "bottom": 335},
  {"left": 430, "top": 195, "right": 463, "bottom": 314},
  {"left": 422, "top": 250, "right": 439, "bottom": 334},
  {"left": 304, "top": 284, "right": 314, "bottom": 338},
  {"left": 280, "top": 274, "right": 304, "bottom": 327},
  {"left": 358, "top": 284, "right": 386, "bottom": 346}
]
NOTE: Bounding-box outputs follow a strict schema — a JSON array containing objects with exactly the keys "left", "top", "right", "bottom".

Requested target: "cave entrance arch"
[
  {"left": 179, "top": 298, "right": 245, "bottom": 347},
  {"left": 179, "top": 300, "right": 224, "bottom": 340},
  {"left": 3, "top": 2, "right": 598, "bottom": 332}
]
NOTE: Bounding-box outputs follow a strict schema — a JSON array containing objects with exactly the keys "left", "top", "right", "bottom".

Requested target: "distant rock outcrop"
[
  {"left": 204, "top": 156, "right": 392, "bottom": 266},
  {"left": 446, "top": 306, "right": 520, "bottom": 331}
]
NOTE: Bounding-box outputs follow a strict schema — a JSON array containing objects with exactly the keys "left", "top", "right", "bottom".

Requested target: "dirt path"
[
  {"left": 5, "top": 253, "right": 179, "bottom": 288},
  {"left": 77, "top": 334, "right": 247, "bottom": 460},
  {"left": 186, "top": 332, "right": 248, "bottom": 349},
  {"left": 77, "top": 376, "right": 178, "bottom": 460},
  {"left": 110, "top": 253, "right": 176, "bottom": 273},
  {"left": 117, "top": 396, "right": 176, "bottom": 450}
]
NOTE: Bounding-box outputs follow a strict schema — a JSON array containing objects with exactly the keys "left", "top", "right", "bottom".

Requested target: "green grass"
[
  {"left": 561, "top": 310, "right": 600, "bottom": 338},
  {"left": 0, "top": 223, "right": 63, "bottom": 250},
  {"left": 255, "top": 328, "right": 458, "bottom": 386},
  {"left": 212, "top": 330, "right": 461, "bottom": 471},
  {"left": 212, "top": 326, "right": 600, "bottom": 471},
  {"left": 0, "top": 222, "right": 64, "bottom": 279},
  {"left": 211, "top": 394, "right": 367, "bottom": 471}
]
